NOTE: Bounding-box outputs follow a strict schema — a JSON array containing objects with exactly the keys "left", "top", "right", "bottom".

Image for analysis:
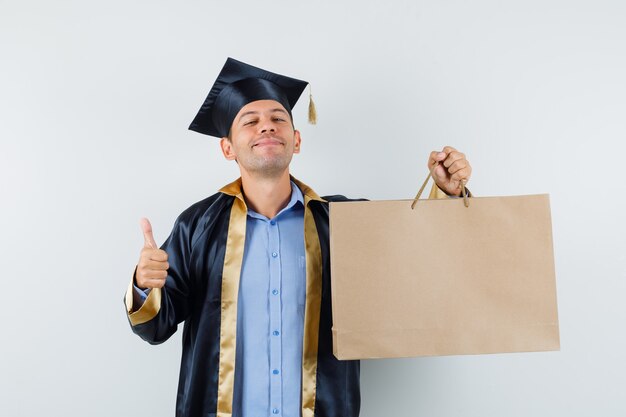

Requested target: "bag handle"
[{"left": 411, "top": 162, "right": 469, "bottom": 209}]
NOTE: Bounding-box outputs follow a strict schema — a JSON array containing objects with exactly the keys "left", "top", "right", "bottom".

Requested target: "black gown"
[{"left": 125, "top": 177, "right": 361, "bottom": 417}]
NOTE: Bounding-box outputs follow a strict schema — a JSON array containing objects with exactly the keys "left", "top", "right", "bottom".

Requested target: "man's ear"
[
  {"left": 293, "top": 130, "right": 302, "bottom": 154},
  {"left": 220, "top": 137, "right": 237, "bottom": 161}
]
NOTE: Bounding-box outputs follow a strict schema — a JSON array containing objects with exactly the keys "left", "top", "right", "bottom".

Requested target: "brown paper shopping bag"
[{"left": 329, "top": 186, "right": 559, "bottom": 360}]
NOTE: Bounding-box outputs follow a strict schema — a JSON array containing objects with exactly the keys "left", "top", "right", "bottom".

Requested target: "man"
[{"left": 125, "top": 58, "right": 472, "bottom": 417}]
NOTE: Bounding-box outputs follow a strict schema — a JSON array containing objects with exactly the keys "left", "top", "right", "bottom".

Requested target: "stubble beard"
[{"left": 241, "top": 146, "right": 294, "bottom": 179}]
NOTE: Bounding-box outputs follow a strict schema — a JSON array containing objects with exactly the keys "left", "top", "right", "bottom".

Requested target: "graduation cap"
[{"left": 189, "top": 57, "right": 316, "bottom": 138}]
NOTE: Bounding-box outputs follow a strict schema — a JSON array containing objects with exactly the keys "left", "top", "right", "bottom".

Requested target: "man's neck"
[{"left": 240, "top": 169, "right": 293, "bottom": 219}]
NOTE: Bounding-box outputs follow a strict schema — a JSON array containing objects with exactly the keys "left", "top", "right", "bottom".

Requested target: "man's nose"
[{"left": 259, "top": 118, "right": 276, "bottom": 133}]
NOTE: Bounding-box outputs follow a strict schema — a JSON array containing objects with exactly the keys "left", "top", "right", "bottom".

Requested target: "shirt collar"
[
  {"left": 219, "top": 176, "right": 325, "bottom": 204},
  {"left": 247, "top": 181, "right": 304, "bottom": 221}
]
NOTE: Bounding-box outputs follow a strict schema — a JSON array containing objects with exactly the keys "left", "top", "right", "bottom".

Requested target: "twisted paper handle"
[{"left": 411, "top": 163, "right": 469, "bottom": 209}]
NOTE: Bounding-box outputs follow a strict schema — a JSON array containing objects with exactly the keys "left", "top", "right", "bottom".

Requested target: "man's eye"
[
  {"left": 273, "top": 117, "right": 286, "bottom": 122},
  {"left": 243, "top": 120, "right": 257, "bottom": 126}
]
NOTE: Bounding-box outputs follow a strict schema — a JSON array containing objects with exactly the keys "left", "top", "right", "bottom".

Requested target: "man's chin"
[{"left": 243, "top": 156, "right": 293, "bottom": 176}]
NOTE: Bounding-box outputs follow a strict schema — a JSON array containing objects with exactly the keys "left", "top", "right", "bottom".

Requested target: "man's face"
[{"left": 220, "top": 99, "right": 301, "bottom": 177}]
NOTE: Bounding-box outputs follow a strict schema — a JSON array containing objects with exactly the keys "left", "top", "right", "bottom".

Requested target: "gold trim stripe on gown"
[{"left": 216, "top": 184, "right": 247, "bottom": 417}]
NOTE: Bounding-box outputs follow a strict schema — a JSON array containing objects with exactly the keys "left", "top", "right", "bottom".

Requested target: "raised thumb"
[{"left": 140, "top": 217, "right": 158, "bottom": 249}]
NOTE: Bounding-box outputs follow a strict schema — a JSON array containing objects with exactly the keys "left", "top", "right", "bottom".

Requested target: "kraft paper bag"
[{"left": 329, "top": 193, "right": 559, "bottom": 360}]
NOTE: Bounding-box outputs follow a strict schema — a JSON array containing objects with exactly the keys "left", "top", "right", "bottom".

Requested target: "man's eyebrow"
[
  {"left": 238, "top": 108, "right": 289, "bottom": 122},
  {"left": 238, "top": 110, "right": 259, "bottom": 121}
]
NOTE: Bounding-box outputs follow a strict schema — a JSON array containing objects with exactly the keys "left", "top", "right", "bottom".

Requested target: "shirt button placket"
[{"left": 268, "top": 218, "right": 282, "bottom": 417}]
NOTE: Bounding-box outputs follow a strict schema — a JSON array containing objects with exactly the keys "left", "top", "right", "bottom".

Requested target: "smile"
[{"left": 252, "top": 138, "right": 284, "bottom": 148}]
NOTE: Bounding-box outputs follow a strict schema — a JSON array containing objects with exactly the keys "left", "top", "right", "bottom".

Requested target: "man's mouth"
[{"left": 252, "top": 137, "right": 284, "bottom": 148}]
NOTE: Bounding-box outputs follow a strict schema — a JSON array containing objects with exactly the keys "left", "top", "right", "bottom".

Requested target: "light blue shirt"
[{"left": 233, "top": 182, "right": 306, "bottom": 417}]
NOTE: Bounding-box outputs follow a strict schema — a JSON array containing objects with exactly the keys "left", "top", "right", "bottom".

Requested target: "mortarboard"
[{"left": 189, "top": 57, "right": 315, "bottom": 138}]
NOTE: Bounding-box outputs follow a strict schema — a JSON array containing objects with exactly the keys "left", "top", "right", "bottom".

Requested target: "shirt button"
[
  {"left": 273, "top": 330, "right": 280, "bottom": 336},
  {"left": 272, "top": 289, "right": 279, "bottom": 295},
  {"left": 272, "top": 408, "right": 279, "bottom": 415},
  {"left": 270, "top": 220, "right": 276, "bottom": 225},
  {"left": 272, "top": 369, "right": 279, "bottom": 375},
  {"left": 272, "top": 252, "right": 278, "bottom": 258}
]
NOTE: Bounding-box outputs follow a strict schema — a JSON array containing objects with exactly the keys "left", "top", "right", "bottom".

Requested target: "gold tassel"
[{"left": 308, "top": 85, "right": 317, "bottom": 125}]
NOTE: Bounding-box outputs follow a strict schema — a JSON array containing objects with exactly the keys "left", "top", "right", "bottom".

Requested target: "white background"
[{"left": 1, "top": 0, "right": 625, "bottom": 416}]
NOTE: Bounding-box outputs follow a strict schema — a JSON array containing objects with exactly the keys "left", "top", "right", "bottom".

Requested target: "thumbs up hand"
[{"left": 136, "top": 218, "right": 169, "bottom": 289}]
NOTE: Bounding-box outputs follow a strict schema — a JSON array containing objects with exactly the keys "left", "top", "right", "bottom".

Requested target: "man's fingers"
[
  {"left": 141, "top": 248, "right": 168, "bottom": 262},
  {"left": 429, "top": 146, "right": 461, "bottom": 170},
  {"left": 136, "top": 260, "right": 169, "bottom": 287},
  {"left": 443, "top": 152, "right": 465, "bottom": 168},
  {"left": 138, "top": 277, "right": 167, "bottom": 289},
  {"left": 142, "top": 259, "right": 170, "bottom": 270},
  {"left": 141, "top": 269, "right": 168, "bottom": 280},
  {"left": 140, "top": 217, "right": 158, "bottom": 249},
  {"left": 451, "top": 167, "right": 472, "bottom": 182},
  {"left": 447, "top": 159, "right": 469, "bottom": 174},
  {"left": 432, "top": 163, "right": 447, "bottom": 179},
  {"left": 428, "top": 151, "right": 447, "bottom": 168}
]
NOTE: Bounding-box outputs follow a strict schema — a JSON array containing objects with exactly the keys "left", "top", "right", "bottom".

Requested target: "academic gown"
[{"left": 125, "top": 177, "right": 362, "bottom": 417}]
